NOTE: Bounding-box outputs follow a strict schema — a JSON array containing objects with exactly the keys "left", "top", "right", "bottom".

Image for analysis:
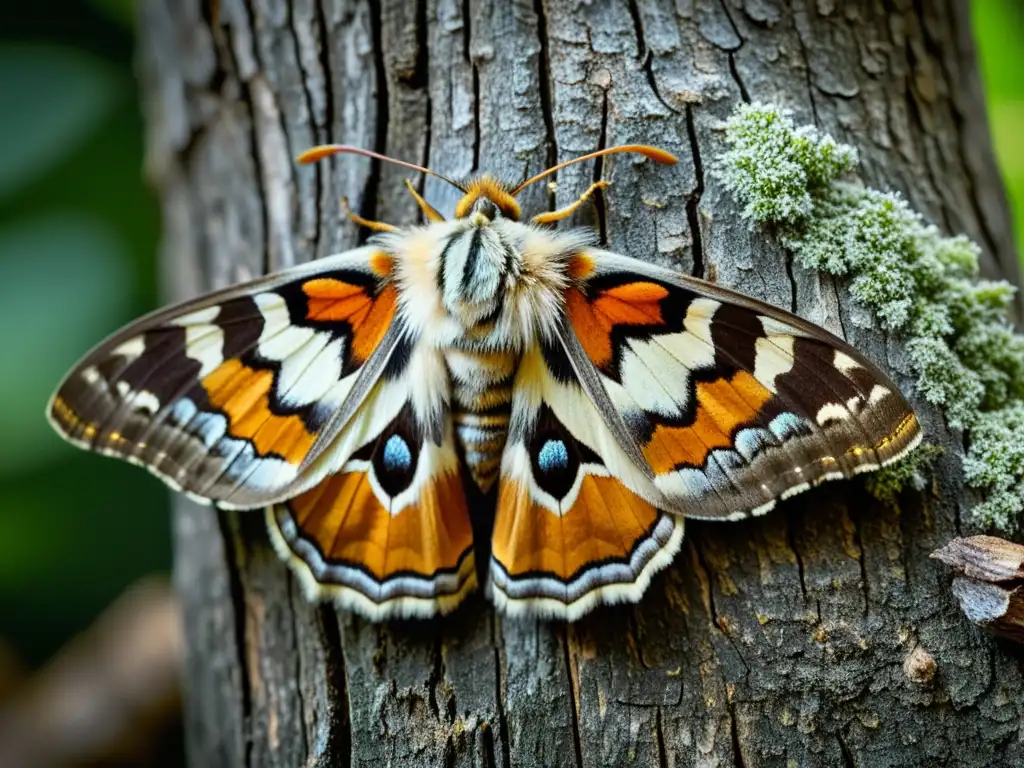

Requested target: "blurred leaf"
[
  {"left": 88, "top": 0, "right": 136, "bottom": 29},
  {"left": 991, "top": 102, "right": 1024, "bottom": 179},
  {"left": 974, "top": 0, "right": 1024, "bottom": 258},
  {"left": 0, "top": 44, "right": 122, "bottom": 202},
  {"left": 0, "top": 0, "right": 165, "bottom": 673},
  {"left": 0, "top": 454, "right": 170, "bottom": 667},
  {"left": 974, "top": 1, "right": 1024, "bottom": 102},
  {"left": 0, "top": 212, "right": 132, "bottom": 477},
  {"left": 0, "top": 490, "right": 67, "bottom": 583}
]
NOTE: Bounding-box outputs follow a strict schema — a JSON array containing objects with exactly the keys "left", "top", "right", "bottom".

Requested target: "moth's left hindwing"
[
  {"left": 266, "top": 396, "right": 478, "bottom": 620},
  {"left": 47, "top": 246, "right": 403, "bottom": 509}
]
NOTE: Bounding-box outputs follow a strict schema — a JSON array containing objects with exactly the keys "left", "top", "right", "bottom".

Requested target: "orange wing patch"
[
  {"left": 202, "top": 358, "right": 315, "bottom": 463},
  {"left": 302, "top": 278, "right": 397, "bottom": 365},
  {"left": 642, "top": 370, "right": 774, "bottom": 474},
  {"left": 567, "top": 253, "right": 595, "bottom": 280},
  {"left": 602, "top": 281, "right": 670, "bottom": 307},
  {"left": 566, "top": 282, "right": 668, "bottom": 371},
  {"left": 286, "top": 467, "right": 472, "bottom": 581},
  {"left": 493, "top": 475, "right": 660, "bottom": 582},
  {"left": 490, "top": 473, "right": 683, "bottom": 621},
  {"left": 369, "top": 250, "right": 394, "bottom": 277}
]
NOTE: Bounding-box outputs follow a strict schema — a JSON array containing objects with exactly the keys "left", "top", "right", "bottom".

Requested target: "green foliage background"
[
  {"left": 976, "top": 1, "right": 1024, "bottom": 252},
  {"left": 0, "top": 1, "right": 1021, "bottom": 666},
  {"left": 0, "top": 1, "right": 164, "bottom": 666}
]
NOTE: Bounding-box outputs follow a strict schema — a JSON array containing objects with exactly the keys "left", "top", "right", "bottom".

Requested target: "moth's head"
[
  {"left": 296, "top": 144, "right": 677, "bottom": 227},
  {"left": 453, "top": 177, "right": 521, "bottom": 222}
]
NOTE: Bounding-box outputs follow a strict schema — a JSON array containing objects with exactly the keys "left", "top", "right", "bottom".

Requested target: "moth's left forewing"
[
  {"left": 561, "top": 248, "right": 922, "bottom": 521},
  {"left": 47, "top": 245, "right": 404, "bottom": 509}
]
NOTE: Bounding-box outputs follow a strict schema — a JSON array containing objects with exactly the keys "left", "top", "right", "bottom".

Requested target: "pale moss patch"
[
  {"left": 864, "top": 444, "right": 944, "bottom": 507},
  {"left": 714, "top": 105, "right": 857, "bottom": 225},
  {"left": 962, "top": 406, "right": 1024, "bottom": 524},
  {"left": 714, "top": 103, "right": 1024, "bottom": 532}
]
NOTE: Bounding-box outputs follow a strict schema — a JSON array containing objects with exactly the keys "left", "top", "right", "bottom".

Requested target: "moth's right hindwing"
[{"left": 489, "top": 340, "right": 684, "bottom": 621}]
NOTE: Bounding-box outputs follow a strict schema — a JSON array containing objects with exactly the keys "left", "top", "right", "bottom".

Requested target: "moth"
[{"left": 47, "top": 144, "right": 922, "bottom": 622}]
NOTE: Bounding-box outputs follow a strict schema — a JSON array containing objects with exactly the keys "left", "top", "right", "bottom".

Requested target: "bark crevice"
[
  {"left": 533, "top": 0, "right": 557, "bottom": 193},
  {"left": 562, "top": 627, "right": 585, "bottom": 768},
  {"left": 683, "top": 105, "right": 705, "bottom": 279},
  {"left": 365, "top": 0, "right": 389, "bottom": 229},
  {"left": 218, "top": 511, "right": 254, "bottom": 767}
]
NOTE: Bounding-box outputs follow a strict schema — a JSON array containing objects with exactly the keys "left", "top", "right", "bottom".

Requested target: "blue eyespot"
[
  {"left": 537, "top": 439, "right": 569, "bottom": 474},
  {"left": 768, "top": 412, "right": 810, "bottom": 440},
  {"left": 382, "top": 434, "right": 412, "bottom": 472}
]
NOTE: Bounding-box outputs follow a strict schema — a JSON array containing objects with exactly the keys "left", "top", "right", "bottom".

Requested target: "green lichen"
[
  {"left": 713, "top": 105, "right": 857, "bottom": 225},
  {"left": 962, "top": 405, "right": 1024, "bottom": 529},
  {"left": 864, "top": 444, "right": 944, "bottom": 507},
  {"left": 714, "top": 102, "right": 1024, "bottom": 532},
  {"left": 904, "top": 336, "right": 983, "bottom": 429}
]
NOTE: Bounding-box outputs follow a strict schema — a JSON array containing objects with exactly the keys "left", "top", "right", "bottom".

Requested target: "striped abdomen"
[{"left": 446, "top": 348, "right": 519, "bottom": 493}]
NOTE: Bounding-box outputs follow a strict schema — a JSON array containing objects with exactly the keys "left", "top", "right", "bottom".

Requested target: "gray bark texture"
[{"left": 138, "top": 0, "right": 1024, "bottom": 765}]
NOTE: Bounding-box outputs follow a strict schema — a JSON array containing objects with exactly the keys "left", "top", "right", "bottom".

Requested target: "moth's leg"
[
  {"left": 404, "top": 179, "right": 446, "bottom": 222},
  {"left": 532, "top": 180, "right": 610, "bottom": 225},
  {"left": 340, "top": 197, "right": 399, "bottom": 233}
]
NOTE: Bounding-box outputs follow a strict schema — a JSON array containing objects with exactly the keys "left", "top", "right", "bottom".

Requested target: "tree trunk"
[{"left": 138, "top": 0, "right": 1024, "bottom": 765}]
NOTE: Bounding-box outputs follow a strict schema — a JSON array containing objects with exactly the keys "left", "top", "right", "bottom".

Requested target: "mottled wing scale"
[
  {"left": 561, "top": 249, "right": 922, "bottom": 521},
  {"left": 267, "top": 396, "right": 477, "bottom": 620},
  {"left": 489, "top": 342, "right": 684, "bottom": 620},
  {"left": 47, "top": 246, "right": 402, "bottom": 509}
]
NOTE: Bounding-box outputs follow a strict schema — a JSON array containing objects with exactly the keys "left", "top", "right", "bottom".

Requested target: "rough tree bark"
[{"left": 138, "top": 0, "right": 1024, "bottom": 765}]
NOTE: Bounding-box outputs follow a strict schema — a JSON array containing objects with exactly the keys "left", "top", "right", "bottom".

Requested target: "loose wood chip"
[{"left": 933, "top": 536, "right": 1024, "bottom": 643}]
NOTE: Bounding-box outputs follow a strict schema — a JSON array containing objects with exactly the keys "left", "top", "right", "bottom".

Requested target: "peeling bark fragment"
[
  {"left": 903, "top": 645, "right": 937, "bottom": 685},
  {"left": 933, "top": 535, "right": 1024, "bottom": 583},
  {"left": 949, "top": 579, "right": 1024, "bottom": 645},
  {"left": 935, "top": 536, "right": 1024, "bottom": 645}
]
